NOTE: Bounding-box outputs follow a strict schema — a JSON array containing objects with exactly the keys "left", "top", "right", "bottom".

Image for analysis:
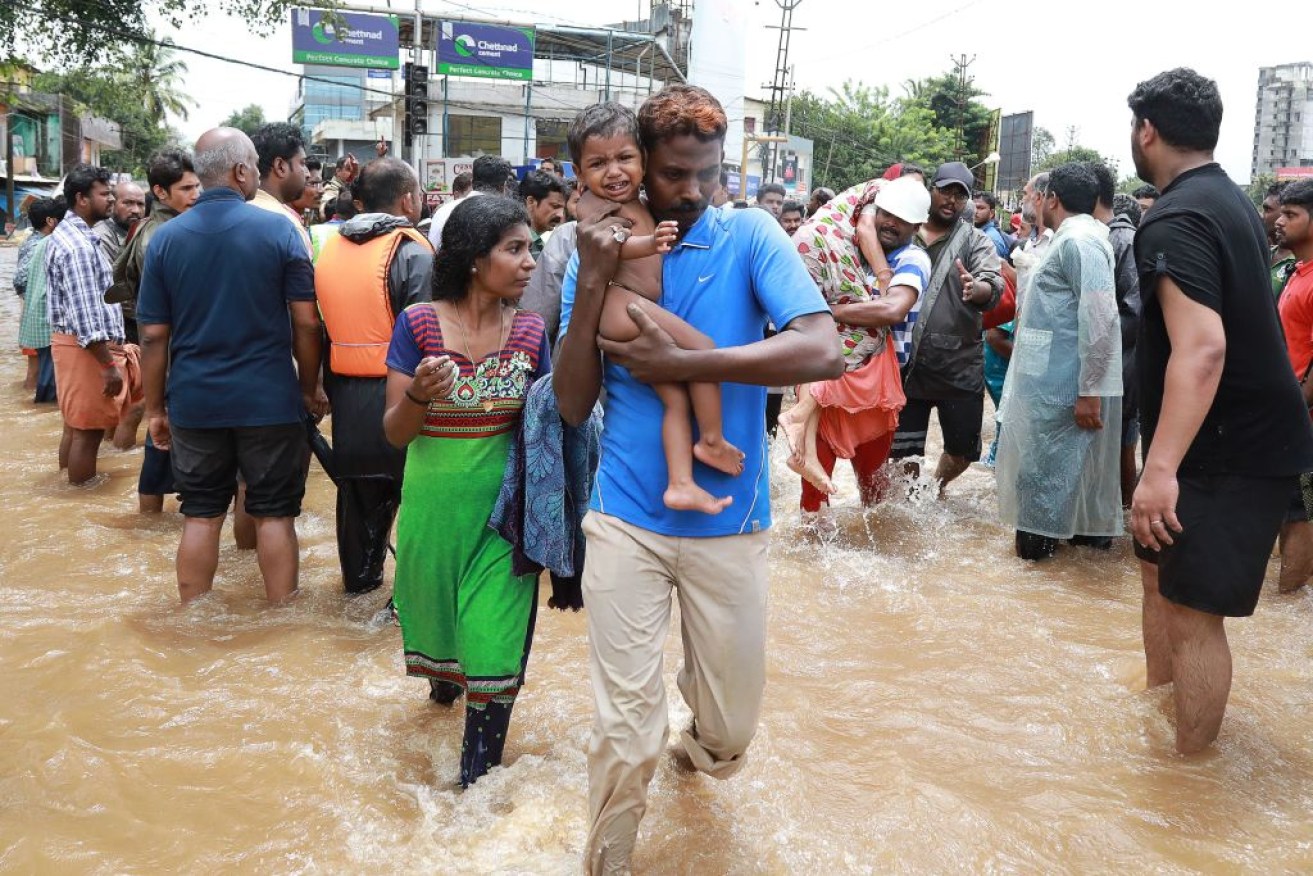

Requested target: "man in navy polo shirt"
[
  {"left": 555, "top": 85, "right": 843, "bottom": 874},
  {"left": 137, "top": 127, "right": 325, "bottom": 605}
]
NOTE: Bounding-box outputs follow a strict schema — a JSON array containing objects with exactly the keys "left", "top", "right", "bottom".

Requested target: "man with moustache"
[
  {"left": 93, "top": 180, "right": 145, "bottom": 263},
  {"left": 554, "top": 86, "right": 842, "bottom": 873},
  {"left": 889, "top": 161, "right": 1003, "bottom": 493},
  {"left": 107, "top": 149, "right": 203, "bottom": 512},
  {"left": 251, "top": 122, "right": 313, "bottom": 256},
  {"left": 1271, "top": 178, "right": 1313, "bottom": 593},
  {"left": 45, "top": 163, "right": 140, "bottom": 484}
]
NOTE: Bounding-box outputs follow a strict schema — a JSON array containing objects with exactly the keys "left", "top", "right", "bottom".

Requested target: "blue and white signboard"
[
  {"left": 292, "top": 9, "right": 400, "bottom": 69},
  {"left": 726, "top": 171, "right": 761, "bottom": 199},
  {"left": 437, "top": 21, "right": 535, "bottom": 81}
]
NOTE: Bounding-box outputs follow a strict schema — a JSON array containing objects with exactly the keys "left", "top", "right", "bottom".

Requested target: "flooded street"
[{"left": 2, "top": 243, "right": 1312, "bottom": 874}]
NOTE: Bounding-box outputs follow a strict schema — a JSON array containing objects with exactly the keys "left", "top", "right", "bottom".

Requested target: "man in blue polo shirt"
[
  {"left": 137, "top": 127, "right": 325, "bottom": 606},
  {"left": 554, "top": 85, "right": 843, "bottom": 874}
]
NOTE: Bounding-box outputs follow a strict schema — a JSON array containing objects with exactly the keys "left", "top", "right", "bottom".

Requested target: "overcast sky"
[{"left": 166, "top": 0, "right": 1288, "bottom": 183}]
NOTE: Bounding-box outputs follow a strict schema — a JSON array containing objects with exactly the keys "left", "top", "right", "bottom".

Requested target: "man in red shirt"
[{"left": 1274, "top": 178, "right": 1313, "bottom": 592}]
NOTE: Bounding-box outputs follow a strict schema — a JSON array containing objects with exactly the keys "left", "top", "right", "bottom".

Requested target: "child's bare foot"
[
  {"left": 786, "top": 452, "right": 836, "bottom": 495},
  {"left": 693, "top": 437, "right": 745, "bottom": 476},
  {"left": 665, "top": 482, "right": 733, "bottom": 515}
]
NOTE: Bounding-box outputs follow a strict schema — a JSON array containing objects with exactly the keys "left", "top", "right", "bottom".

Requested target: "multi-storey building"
[{"left": 1253, "top": 62, "right": 1313, "bottom": 179}]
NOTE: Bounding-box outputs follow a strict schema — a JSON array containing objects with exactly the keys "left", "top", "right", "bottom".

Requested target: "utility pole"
[
  {"left": 762, "top": 0, "right": 803, "bottom": 185},
  {"left": 950, "top": 53, "right": 975, "bottom": 161},
  {"left": 783, "top": 64, "right": 795, "bottom": 139},
  {"left": 412, "top": 0, "right": 423, "bottom": 173},
  {"left": 3, "top": 112, "right": 13, "bottom": 236},
  {"left": 1064, "top": 124, "right": 1079, "bottom": 160}
]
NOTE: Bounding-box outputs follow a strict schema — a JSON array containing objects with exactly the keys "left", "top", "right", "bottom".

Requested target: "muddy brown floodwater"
[{"left": 1, "top": 245, "right": 1311, "bottom": 874}]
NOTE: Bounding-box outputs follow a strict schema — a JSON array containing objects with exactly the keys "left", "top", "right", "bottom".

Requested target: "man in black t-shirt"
[{"left": 1128, "top": 69, "right": 1313, "bottom": 755}]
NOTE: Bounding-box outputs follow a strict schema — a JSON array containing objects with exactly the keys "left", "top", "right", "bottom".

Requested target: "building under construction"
[{"left": 289, "top": 1, "right": 812, "bottom": 197}]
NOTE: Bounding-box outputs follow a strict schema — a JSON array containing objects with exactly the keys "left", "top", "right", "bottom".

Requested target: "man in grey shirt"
[{"left": 93, "top": 181, "right": 145, "bottom": 262}]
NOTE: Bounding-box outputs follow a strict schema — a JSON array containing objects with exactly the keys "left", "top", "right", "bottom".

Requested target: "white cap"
[{"left": 873, "top": 176, "right": 930, "bottom": 224}]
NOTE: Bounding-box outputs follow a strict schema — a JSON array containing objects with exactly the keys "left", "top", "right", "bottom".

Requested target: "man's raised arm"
[{"left": 555, "top": 204, "right": 626, "bottom": 426}]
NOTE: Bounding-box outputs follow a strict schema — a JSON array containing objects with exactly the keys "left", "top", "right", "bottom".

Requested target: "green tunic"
[{"left": 388, "top": 305, "right": 547, "bottom": 709}]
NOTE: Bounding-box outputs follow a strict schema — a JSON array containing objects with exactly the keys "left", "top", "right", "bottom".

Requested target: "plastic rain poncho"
[{"left": 996, "top": 214, "right": 1123, "bottom": 539}]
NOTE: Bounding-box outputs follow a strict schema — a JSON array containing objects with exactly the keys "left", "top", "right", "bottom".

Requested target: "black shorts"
[
  {"left": 1134, "top": 473, "right": 1293, "bottom": 617},
  {"left": 171, "top": 423, "right": 308, "bottom": 519},
  {"left": 1284, "top": 481, "right": 1311, "bottom": 524},
  {"left": 137, "top": 432, "right": 176, "bottom": 496},
  {"left": 890, "top": 395, "right": 983, "bottom": 461}
]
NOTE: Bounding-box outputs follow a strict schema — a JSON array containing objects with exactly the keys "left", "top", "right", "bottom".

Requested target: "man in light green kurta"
[{"left": 997, "top": 162, "right": 1123, "bottom": 560}]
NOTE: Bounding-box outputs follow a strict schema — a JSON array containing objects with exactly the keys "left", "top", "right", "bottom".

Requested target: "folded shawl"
[{"left": 490, "top": 375, "right": 602, "bottom": 609}]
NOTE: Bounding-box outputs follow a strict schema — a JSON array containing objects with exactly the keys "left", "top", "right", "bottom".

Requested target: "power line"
[{"left": 28, "top": 0, "right": 661, "bottom": 124}]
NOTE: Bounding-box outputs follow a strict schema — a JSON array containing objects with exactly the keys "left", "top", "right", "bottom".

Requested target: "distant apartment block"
[{"left": 1253, "top": 62, "right": 1313, "bottom": 179}]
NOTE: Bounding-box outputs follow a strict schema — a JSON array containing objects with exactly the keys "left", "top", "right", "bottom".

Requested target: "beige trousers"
[{"left": 581, "top": 511, "right": 770, "bottom": 875}]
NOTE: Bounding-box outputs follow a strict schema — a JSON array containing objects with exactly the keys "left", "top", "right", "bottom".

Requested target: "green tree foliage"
[
  {"left": 2, "top": 1, "right": 320, "bottom": 64},
  {"left": 1036, "top": 144, "right": 1112, "bottom": 173},
  {"left": 221, "top": 104, "right": 268, "bottom": 137},
  {"left": 901, "top": 71, "right": 995, "bottom": 166},
  {"left": 789, "top": 81, "right": 958, "bottom": 192},
  {"left": 31, "top": 34, "right": 194, "bottom": 175},
  {"left": 1118, "top": 175, "right": 1150, "bottom": 194},
  {"left": 128, "top": 37, "right": 195, "bottom": 121},
  {"left": 1248, "top": 173, "right": 1277, "bottom": 209},
  {"left": 1031, "top": 127, "right": 1056, "bottom": 171},
  {"left": 35, "top": 68, "right": 167, "bottom": 175}
]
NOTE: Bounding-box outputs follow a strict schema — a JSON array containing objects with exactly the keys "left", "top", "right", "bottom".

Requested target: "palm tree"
[{"left": 126, "top": 33, "right": 195, "bottom": 125}]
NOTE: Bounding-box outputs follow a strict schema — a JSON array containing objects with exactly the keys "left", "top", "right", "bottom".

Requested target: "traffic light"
[{"left": 403, "top": 62, "right": 429, "bottom": 146}]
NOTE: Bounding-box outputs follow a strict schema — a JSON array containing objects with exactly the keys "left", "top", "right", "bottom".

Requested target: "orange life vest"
[{"left": 315, "top": 226, "right": 432, "bottom": 377}]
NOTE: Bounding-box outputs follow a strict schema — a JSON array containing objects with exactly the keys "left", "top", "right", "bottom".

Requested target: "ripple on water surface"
[{"left": 1, "top": 249, "right": 1311, "bottom": 872}]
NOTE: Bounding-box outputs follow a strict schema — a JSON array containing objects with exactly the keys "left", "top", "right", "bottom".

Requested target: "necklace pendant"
[{"left": 482, "top": 399, "right": 495, "bottom": 413}]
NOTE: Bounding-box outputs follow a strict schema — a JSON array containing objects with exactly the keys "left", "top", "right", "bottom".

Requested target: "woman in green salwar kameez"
[{"left": 383, "top": 196, "right": 549, "bottom": 787}]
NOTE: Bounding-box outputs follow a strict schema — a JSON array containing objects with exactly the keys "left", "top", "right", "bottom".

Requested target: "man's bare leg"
[
  {"left": 112, "top": 403, "right": 144, "bottom": 450},
  {"left": 66, "top": 427, "right": 104, "bottom": 484},
  {"left": 1120, "top": 445, "right": 1139, "bottom": 508},
  {"left": 58, "top": 424, "right": 73, "bottom": 470},
  {"left": 232, "top": 484, "right": 256, "bottom": 549},
  {"left": 253, "top": 516, "right": 299, "bottom": 604},
  {"left": 1277, "top": 521, "right": 1313, "bottom": 593},
  {"left": 23, "top": 354, "right": 38, "bottom": 391},
  {"left": 1165, "top": 600, "right": 1231, "bottom": 754},
  {"left": 178, "top": 515, "right": 224, "bottom": 603},
  {"left": 139, "top": 493, "right": 165, "bottom": 513},
  {"left": 1140, "top": 561, "right": 1173, "bottom": 687}
]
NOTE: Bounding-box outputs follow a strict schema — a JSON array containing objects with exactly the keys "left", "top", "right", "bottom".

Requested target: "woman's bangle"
[{"left": 404, "top": 388, "right": 431, "bottom": 406}]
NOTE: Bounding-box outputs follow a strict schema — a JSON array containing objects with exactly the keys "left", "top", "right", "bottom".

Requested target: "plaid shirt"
[
  {"left": 45, "top": 212, "right": 124, "bottom": 346},
  {"left": 13, "top": 231, "right": 42, "bottom": 296}
]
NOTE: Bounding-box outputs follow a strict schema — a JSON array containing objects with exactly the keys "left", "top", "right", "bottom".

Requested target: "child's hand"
[{"left": 654, "top": 220, "right": 679, "bottom": 253}]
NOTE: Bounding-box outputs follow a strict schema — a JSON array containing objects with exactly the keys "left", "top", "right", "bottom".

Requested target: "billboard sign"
[
  {"left": 997, "top": 111, "right": 1033, "bottom": 194},
  {"left": 424, "top": 158, "right": 475, "bottom": 192},
  {"left": 292, "top": 9, "right": 400, "bottom": 69},
  {"left": 726, "top": 171, "right": 761, "bottom": 199},
  {"left": 437, "top": 21, "right": 535, "bottom": 81}
]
